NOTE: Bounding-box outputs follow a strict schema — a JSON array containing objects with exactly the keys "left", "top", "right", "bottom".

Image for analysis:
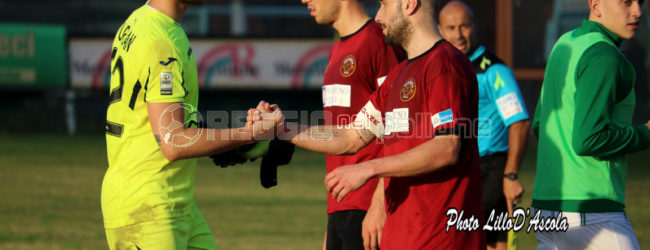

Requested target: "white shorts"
[{"left": 534, "top": 208, "right": 640, "bottom": 250}]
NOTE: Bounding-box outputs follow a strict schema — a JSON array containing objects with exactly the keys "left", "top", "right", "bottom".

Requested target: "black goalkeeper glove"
[
  {"left": 209, "top": 141, "right": 269, "bottom": 168},
  {"left": 259, "top": 139, "right": 295, "bottom": 188},
  {"left": 209, "top": 139, "right": 295, "bottom": 188}
]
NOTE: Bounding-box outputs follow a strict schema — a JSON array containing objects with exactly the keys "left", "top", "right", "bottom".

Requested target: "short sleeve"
[
  {"left": 369, "top": 66, "right": 396, "bottom": 115},
  {"left": 372, "top": 43, "right": 405, "bottom": 89},
  {"left": 426, "top": 71, "right": 476, "bottom": 137},
  {"left": 486, "top": 64, "right": 529, "bottom": 126},
  {"left": 145, "top": 39, "right": 186, "bottom": 103},
  {"left": 354, "top": 67, "right": 396, "bottom": 138}
]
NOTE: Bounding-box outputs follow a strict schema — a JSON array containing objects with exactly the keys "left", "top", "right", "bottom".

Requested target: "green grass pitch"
[{"left": 0, "top": 134, "right": 648, "bottom": 249}]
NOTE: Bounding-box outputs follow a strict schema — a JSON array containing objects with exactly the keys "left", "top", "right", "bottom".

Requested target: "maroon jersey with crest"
[
  {"left": 322, "top": 21, "right": 404, "bottom": 214},
  {"left": 365, "top": 40, "right": 485, "bottom": 249}
]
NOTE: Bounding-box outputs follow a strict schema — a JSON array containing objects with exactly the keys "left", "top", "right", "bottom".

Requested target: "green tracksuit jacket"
[{"left": 532, "top": 20, "right": 650, "bottom": 213}]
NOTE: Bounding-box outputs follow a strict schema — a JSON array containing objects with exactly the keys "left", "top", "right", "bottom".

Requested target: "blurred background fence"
[{"left": 0, "top": 0, "right": 648, "bottom": 133}]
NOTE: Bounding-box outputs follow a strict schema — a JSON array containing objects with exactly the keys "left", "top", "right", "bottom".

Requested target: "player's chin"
[{"left": 180, "top": 0, "right": 205, "bottom": 5}]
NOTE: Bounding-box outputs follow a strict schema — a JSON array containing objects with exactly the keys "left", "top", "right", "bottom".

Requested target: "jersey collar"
[
  {"left": 145, "top": 3, "right": 181, "bottom": 26},
  {"left": 406, "top": 39, "right": 446, "bottom": 64},
  {"left": 468, "top": 45, "right": 485, "bottom": 63},
  {"left": 340, "top": 20, "right": 372, "bottom": 41},
  {"left": 578, "top": 20, "right": 623, "bottom": 47}
]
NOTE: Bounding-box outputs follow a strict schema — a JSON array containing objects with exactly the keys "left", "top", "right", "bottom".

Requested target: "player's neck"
[
  {"left": 148, "top": 0, "right": 189, "bottom": 23},
  {"left": 332, "top": 3, "right": 370, "bottom": 38},
  {"left": 403, "top": 21, "right": 443, "bottom": 60}
]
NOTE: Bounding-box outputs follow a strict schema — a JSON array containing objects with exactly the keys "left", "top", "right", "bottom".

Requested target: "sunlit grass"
[{"left": 0, "top": 134, "right": 647, "bottom": 249}]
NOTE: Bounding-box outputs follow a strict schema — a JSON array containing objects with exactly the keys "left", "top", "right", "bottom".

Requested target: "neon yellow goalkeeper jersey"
[{"left": 102, "top": 4, "right": 199, "bottom": 228}]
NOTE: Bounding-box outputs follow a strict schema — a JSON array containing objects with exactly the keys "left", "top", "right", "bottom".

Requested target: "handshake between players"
[{"left": 246, "top": 100, "right": 374, "bottom": 202}]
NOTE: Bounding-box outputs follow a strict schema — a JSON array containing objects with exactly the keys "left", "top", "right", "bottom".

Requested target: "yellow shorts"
[{"left": 105, "top": 201, "right": 217, "bottom": 250}]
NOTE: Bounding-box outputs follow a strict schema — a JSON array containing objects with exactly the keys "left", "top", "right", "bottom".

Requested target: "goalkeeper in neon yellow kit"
[{"left": 102, "top": 0, "right": 285, "bottom": 249}]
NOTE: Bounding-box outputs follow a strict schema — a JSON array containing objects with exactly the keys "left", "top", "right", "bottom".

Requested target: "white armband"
[{"left": 353, "top": 101, "right": 385, "bottom": 139}]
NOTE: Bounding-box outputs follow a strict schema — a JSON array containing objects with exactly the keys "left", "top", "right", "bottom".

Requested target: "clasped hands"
[
  {"left": 244, "top": 100, "right": 285, "bottom": 140},
  {"left": 245, "top": 100, "right": 371, "bottom": 203}
]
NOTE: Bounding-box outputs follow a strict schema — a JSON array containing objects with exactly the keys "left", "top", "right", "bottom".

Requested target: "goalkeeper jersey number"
[{"left": 102, "top": 4, "right": 199, "bottom": 228}]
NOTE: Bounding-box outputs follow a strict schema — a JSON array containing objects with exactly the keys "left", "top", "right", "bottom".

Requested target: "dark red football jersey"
[
  {"left": 366, "top": 40, "right": 485, "bottom": 249},
  {"left": 322, "top": 21, "right": 404, "bottom": 214}
]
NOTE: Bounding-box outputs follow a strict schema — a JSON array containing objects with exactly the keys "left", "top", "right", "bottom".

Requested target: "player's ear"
[
  {"left": 589, "top": 0, "right": 602, "bottom": 18},
  {"left": 403, "top": 0, "right": 419, "bottom": 16}
]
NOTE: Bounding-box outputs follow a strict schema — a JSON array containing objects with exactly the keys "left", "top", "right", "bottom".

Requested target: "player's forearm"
[
  {"left": 504, "top": 120, "right": 530, "bottom": 174},
  {"left": 364, "top": 135, "right": 461, "bottom": 178},
  {"left": 370, "top": 178, "right": 385, "bottom": 206},
  {"left": 156, "top": 127, "right": 254, "bottom": 161},
  {"left": 366, "top": 178, "right": 385, "bottom": 221},
  {"left": 278, "top": 122, "right": 364, "bottom": 155}
]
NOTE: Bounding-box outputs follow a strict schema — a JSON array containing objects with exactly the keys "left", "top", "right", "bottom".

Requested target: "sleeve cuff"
[
  {"left": 147, "top": 97, "right": 185, "bottom": 103},
  {"left": 504, "top": 115, "right": 531, "bottom": 128}
]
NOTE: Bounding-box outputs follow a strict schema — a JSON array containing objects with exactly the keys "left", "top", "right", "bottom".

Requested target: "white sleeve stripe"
[
  {"left": 377, "top": 76, "right": 387, "bottom": 87},
  {"left": 353, "top": 101, "right": 384, "bottom": 139}
]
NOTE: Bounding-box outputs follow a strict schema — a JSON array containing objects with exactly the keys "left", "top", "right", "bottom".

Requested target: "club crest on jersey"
[
  {"left": 340, "top": 55, "right": 356, "bottom": 77},
  {"left": 400, "top": 78, "right": 416, "bottom": 102}
]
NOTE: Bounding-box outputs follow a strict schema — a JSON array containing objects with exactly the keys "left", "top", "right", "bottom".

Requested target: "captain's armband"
[{"left": 352, "top": 102, "right": 384, "bottom": 140}]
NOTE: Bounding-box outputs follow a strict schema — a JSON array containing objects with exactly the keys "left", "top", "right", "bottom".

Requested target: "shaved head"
[
  {"left": 438, "top": 1, "right": 474, "bottom": 24},
  {"left": 438, "top": 0, "right": 475, "bottom": 53}
]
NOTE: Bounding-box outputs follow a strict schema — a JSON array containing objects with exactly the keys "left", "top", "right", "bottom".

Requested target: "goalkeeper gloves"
[{"left": 209, "top": 139, "right": 295, "bottom": 188}]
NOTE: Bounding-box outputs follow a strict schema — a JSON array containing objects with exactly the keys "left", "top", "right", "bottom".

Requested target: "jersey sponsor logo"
[
  {"left": 496, "top": 93, "right": 523, "bottom": 120},
  {"left": 339, "top": 55, "right": 356, "bottom": 77},
  {"left": 322, "top": 84, "right": 351, "bottom": 107},
  {"left": 400, "top": 78, "right": 416, "bottom": 102},
  {"left": 431, "top": 109, "right": 454, "bottom": 129},
  {"left": 160, "top": 72, "right": 173, "bottom": 95},
  {"left": 159, "top": 57, "right": 178, "bottom": 66},
  {"left": 384, "top": 108, "right": 409, "bottom": 135}
]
